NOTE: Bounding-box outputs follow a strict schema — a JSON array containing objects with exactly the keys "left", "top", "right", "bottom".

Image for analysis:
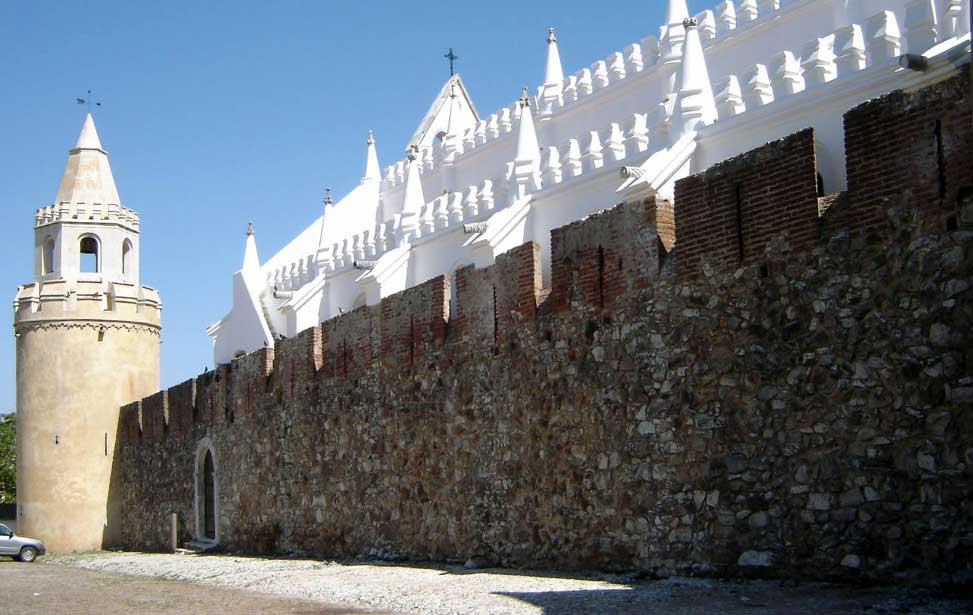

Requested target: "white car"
[{"left": 0, "top": 523, "right": 46, "bottom": 562}]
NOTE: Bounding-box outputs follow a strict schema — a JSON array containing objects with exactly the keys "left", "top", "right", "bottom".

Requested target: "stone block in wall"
[
  {"left": 166, "top": 378, "right": 196, "bottom": 438},
  {"left": 321, "top": 305, "right": 378, "bottom": 382},
  {"left": 141, "top": 390, "right": 168, "bottom": 442},
  {"left": 673, "top": 128, "right": 819, "bottom": 278},
  {"left": 844, "top": 71, "right": 972, "bottom": 233},
  {"left": 379, "top": 275, "right": 449, "bottom": 369},
  {"left": 547, "top": 197, "right": 664, "bottom": 312}
]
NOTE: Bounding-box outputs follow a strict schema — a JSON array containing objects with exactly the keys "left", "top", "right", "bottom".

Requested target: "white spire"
[
  {"left": 74, "top": 113, "right": 103, "bottom": 150},
  {"left": 242, "top": 222, "right": 260, "bottom": 271},
  {"left": 544, "top": 28, "right": 565, "bottom": 85},
  {"left": 673, "top": 18, "right": 718, "bottom": 137},
  {"left": 399, "top": 146, "right": 425, "bottom": 241},
  {"left": 54, "top": 113, "right": 121, "bottom": 205},
  {"left": 666, "top": 0, "right": 690, "bottom": 27},
  {"left": 511, "top": 87, "right": 542, "bottom": 200},
  {"left": 661, "top": 0, "right": 692, "bottom": 95},
  {"left": 316, "top": 188, "right": 334, "bottom": 270},
  {"left": 363, "top": 130, "right": 380, "bottom": 183},
  {"left": 515, "top": 88, "right": 540, "bottom": 166}
]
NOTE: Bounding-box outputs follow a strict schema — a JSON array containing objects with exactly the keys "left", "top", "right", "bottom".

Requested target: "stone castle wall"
[{"left": 111, "top": 73, "right": 972, "bottom": 582}]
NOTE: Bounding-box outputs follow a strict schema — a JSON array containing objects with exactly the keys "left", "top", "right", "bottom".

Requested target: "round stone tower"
[{"left": 14, "top": 114, "right": 161, "bottom": 552}]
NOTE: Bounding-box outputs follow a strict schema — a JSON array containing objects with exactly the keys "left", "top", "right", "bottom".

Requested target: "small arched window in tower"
[
  {"left": 42, "top": 237, "right": 55, "bottom": 275},
  {"left": 79, "top": 236, "right": 99, "bottom": 273},
  {"left": 122, "top": 239, "right": 133, "bottom": 275}
]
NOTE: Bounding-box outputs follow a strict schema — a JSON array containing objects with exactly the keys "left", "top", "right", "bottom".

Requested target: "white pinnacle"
[
  {"left": 515, "top": 87, "right": 540, "bottom": 168},
  {"left": 242, "top": 222, "right": 260, "bottom": 271},
  {"left": 363, "top": 130, "right": 380, "bottom": 183},
  {"left": 673, "top": 18, "right": 718, "bottom": 136},
  {"left": 544, "top": 28, "right": 565, "bottom": 85},
  {"left": 666, "top": 0, "right": 690, "bottom": 26},
  {"left": 399, "top": 146, "right": 425, "bottom": 239}
]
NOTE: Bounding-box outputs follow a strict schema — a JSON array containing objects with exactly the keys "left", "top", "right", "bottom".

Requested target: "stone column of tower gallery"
[{"left": 13, "top": 114, "right": 161, "bottom": 553}]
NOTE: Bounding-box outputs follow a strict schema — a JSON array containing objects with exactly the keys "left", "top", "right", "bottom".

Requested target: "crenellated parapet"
[
  {"left": 120, "top": 70, "right": 972, "bottom": 450},
  {"left": 674, "top": 129, "right": 819, "bottom": 278},
  {"left": 546, "top": 198, "right": 669, "bottom": 313},
  {"left": 35, "top": 202, "right": 140, "bottom": 232},
  {"left": 13, "top": 278, "right": 162, "bottom": 332}
]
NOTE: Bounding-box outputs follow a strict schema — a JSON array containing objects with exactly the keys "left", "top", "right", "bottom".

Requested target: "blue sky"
[{"left": 0, "top": 1, "right": 706, "bottom": 411}]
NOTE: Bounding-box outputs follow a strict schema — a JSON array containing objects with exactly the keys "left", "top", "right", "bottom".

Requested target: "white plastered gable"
[{"left": 407, "top": 74, "right": 480, "bottom": 150}]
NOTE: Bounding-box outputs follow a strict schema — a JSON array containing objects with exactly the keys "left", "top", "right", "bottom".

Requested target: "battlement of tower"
[
  {"left": 13, "top": 278, "right": 161, "bottom": 330},
  {"left": 35, "top": 202, "right": 140, "bottom": 232}
]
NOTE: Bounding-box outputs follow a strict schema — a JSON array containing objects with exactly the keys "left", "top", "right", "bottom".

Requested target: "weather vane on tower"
[
  {"left": 444, "top": 48, "right": 459, "bottom": 77},
  {"left": 75, "top": 90, "right": 102, "bottom": 114}
]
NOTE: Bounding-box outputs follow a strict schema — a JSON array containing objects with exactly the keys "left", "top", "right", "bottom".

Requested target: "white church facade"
[{"left": 208, "top": 0, "right": 972, "bottom": 364}]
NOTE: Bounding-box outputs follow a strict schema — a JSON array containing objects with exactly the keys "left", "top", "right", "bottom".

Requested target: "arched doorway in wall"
[{"left": 194, "top": 440, "right": 218, "bottom": 543}]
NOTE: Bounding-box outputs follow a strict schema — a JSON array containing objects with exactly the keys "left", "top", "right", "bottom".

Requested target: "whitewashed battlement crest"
[{"left": 209, "top": 0, "right": 972, "bottom": 364}]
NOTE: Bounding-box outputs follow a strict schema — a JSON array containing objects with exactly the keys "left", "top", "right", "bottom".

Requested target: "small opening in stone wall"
[
  {"left": 492, "top": 285, "right": 498, "bottom": 348},
  {"left": 104, "top": 432, "right": 108, "bottom": 456},
  {"left": 80, "top": 235, "right": 100, "bottom": 273},
  {"left": 409, "top": 316, "right": 416, "bottom": 366},
  {"left": 816, "top": 173, "right": 825, "bottom": 197},
  {"left": 759, "top": 264, "right": 769, "bottom": 278},
  {"left": 946, "top": 216, "right": 958, "bottom": 232},
  {"left": 734, "top": 184, "right": 745, "bottom": 263},
  {"left": 934, "top": 118, "right": 946, "bottom": 206},
  {"left": 122, "top": 239, "right": 133, "bottom": 276},
  {"left": 43, "top": 237, "right": 55, "bottom": 275},
  {"left": 597, "top": 245, "right": 606, "bottom": 308}
]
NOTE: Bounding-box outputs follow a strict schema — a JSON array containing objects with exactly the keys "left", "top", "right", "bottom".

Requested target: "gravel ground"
[
  {"left": 50, "top": 552, "right": 973, "bottom": 615},
  {"left": 1, "top": 558, "right": 383, "bottom": 615}
]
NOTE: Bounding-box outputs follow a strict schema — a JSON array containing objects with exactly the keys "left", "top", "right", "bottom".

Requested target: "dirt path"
[
  {"left": 0, "top": 558, "right": 391, "bottom": 615},
  {"left": 43, "top": 552, "right": 973, "bottom": 615}
]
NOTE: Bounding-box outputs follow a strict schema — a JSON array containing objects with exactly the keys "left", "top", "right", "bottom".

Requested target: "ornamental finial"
[
  {"left": 246, "top": 221, "right": 254, "bottom": 236},
  {"left": 323, "top": 187, "right": 332, "bottom": 206},
  {"left": 683, "top": 17, "right": 698, "bottom": 28},
  {"left": 520, "top": 85, "right": 531, "bottom": 108},
  {"left": 547, "top": 27, "right": 557, "bottom": 43},
  {"left": 406, "top": 144, "right": 419, "bottom": 161},
  {"left": 367, "top": 130, "right": 375, "bottom": 145}
]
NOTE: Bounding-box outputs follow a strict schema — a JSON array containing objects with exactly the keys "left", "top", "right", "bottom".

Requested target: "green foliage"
[{"left": 0, "top": 413, "right": 14, "bottom": 504}]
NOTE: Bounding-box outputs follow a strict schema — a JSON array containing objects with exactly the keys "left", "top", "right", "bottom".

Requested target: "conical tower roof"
[{"left": 54, "top": 113, "right": 121, "bottom": 206}]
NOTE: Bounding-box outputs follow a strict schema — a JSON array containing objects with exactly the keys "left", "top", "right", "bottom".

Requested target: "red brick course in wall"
[
  {"left": 674, "top": 129, "right": 819, "bottom": 278},
  {"left": 453, "top": 242, "right": 542, "bottom": 347},
  {"left": 546, "top": 197, "right": 667, "bottom": 313},
  {"left": 842, "top": 69, "right": 972, "bottom": 233}
]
